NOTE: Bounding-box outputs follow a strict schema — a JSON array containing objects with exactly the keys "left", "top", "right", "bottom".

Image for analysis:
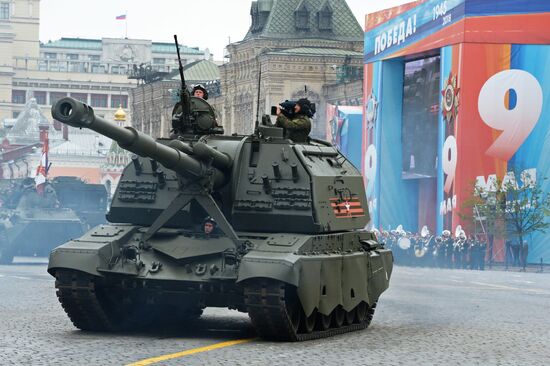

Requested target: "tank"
[
  {"left": 47, "top": 93, "right": 393, "bottom": 341},
  {"left": 0, "top": 177, "right": 108, "bottom": 264}
]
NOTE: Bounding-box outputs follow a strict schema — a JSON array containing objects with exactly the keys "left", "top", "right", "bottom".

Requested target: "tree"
[{"left": 460, "top": 167, "right": 550, "bottom": 268}]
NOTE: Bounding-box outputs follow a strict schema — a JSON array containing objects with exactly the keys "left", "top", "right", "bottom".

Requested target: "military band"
[{"left": 378, "top": 226, "right": 487, "bottom": 269}]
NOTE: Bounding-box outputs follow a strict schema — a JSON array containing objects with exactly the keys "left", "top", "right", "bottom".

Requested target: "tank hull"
[
  {"left": 0, "top": 211, "right": 85, "bottom": 264},
  {"left": 48, "top": 224, "right": 392, "bottom": 340}
]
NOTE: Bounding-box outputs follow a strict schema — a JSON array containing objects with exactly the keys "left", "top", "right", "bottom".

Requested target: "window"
[
  {"left": 70, "top": 93, "right": 87, "bottom": 103},
  {"left": 33, "top": 91, "right": 47, "bottom": 105},
  {"left": 0, "top": 2, "right": 9, "bottom": 20},
  {"left": 294, "top": 3, "right": 310, "bottom": 30},
  {"left": 50, "top": 92, "right": 67, "bottom": 105},
  {"left": 44, "top": 52, "right": 57, "bottom": 59},
  {"left": 90, "top": 94, "right": 108, "bottom": 108},
  {"left": 12, "top": 111, "right": 20, "bottom": 119},
  {"left": 153, "top": 58, "right": 165, "bottom": 65},
  {"left": 12, "top": 90, "right": 26, "bottom": 104},
  {"left": 66, "top": 54, "right": 79, "bottom": 60},
  {"left": 317, "top": 4, "right": 333, "bottom": 31},
  {"left": 89, "top": 55, "right": 100, "bottom": 61},
  {"left": 68, "top": 62, "right": 84, "bottom": 73},
  {"left": 111, "top": 95, "right": 128, "bottom": 108}
]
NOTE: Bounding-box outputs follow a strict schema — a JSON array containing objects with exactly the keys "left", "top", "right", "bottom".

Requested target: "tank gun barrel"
[{"left": 52, "top": 98, "right": 228, "bottom": 188}]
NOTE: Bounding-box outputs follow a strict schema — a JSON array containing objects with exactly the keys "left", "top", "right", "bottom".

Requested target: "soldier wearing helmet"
[
  {"left": 275, "top": 98, "right": 312, "bottom": 143},
  {"left": 192, "top": 84, "right": 209, "bottom": 100},
  {"left": 202, "top": 216, "right": 221, "bottom": 237}
]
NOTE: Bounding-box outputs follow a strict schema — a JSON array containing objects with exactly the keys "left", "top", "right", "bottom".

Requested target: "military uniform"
[{"left": 276, "top": 114, "right": 311, "bottom": 143}]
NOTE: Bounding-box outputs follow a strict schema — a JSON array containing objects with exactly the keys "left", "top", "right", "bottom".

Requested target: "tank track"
[
  {"left": 244, "top": 279, "right": 376, "bottom": 341},
  {"left": 54, "top": 270, "right": 118, "bottom": 331}
]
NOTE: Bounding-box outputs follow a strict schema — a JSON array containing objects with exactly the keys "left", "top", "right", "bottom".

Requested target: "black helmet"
[
  {"left": 202, "top": 216, "right": 216, "bottom": 226},
  {"left": 296, "top": 98, "right": 315, "bottom": 117},
  {"left": 192, "top": 84, "right": 208, "bottom": 100}
]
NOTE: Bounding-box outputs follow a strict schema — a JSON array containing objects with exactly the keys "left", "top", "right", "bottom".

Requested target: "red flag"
[{"left": 35, "top": 133, "right": 49, "bottom": 195}]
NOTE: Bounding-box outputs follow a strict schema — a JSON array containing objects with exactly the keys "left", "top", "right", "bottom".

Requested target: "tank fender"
[
  {"left": 238, "top": 254, "right": 372, "bottom": 318},
  {"left": 48, "top": 240, "right": 117, "bottom": 277},
  {"left": 300, "top": 255, "right": 370, "bottom": 317},
  {"left": 237, "top": 256, "right": 300, "bottom": 287}
]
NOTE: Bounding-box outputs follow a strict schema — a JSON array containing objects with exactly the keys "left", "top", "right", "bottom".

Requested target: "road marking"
[
  {"left": 10, "top": 276, "right": 31, "bottom": 280},
  {"left": 470, "top": 281, "right": 550, "bottom": 295},
  {"left": 511, "top": 279, "right": 534, "bottom": 284},
  {"left": 125, "top": 338, "right": 255, "bottom": 366}
]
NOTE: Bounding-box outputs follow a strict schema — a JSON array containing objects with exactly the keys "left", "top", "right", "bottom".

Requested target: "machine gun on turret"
[{"left": 170, "top": 35, "right": 223, "bottom": 137}]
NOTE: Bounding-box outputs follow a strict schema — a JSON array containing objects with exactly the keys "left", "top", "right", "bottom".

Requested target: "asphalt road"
[{"left": 0, "top": 264, "right": 548, "bottom": 366}]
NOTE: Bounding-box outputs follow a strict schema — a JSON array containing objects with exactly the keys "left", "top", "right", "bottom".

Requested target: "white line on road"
[
  {"left": 511, "top": 280, "right": 535, "bottom": 284},
  {"left": 8, "top": 276, "right": 32, "bottom": 280},
  {"left": 470, "top": 281, "right": 550, "bottom": 295}
]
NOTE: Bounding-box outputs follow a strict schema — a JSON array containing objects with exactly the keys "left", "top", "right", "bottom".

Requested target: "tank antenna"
[
  {"left": 173, "top": 35, "right": 191, "bottom": 129},
  {"left": 254, "top": 62, "right": 262, "bottom": 134}
]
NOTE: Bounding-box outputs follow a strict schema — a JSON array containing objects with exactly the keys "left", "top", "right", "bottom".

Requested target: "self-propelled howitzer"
[{"left": 48, "top": 97, "right": 393, "bottom": 341}]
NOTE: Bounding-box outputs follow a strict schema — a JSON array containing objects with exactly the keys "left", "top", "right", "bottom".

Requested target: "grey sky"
[{"left": 39, "top": 0, "right": 412, "bottom": 60}]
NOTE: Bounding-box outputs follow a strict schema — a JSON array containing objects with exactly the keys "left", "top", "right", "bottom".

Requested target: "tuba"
[
  {"left": 453, "top": 225, "right": 467, "bottom": 251},
  {"left": 415, "top": 225, "right": 431, "bottom": 257}
]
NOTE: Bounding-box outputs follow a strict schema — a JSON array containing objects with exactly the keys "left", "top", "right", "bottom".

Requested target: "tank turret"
[
  {"left": 48, "top": 90, "right": 392, "bottom": 341},
  {"left": 52, "top": 98, "right": 228, "bottom": 189}
]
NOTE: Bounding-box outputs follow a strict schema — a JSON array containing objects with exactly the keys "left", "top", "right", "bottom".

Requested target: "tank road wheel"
[
  {"left": 245, "top": 279, "right": 376, "bottom": 341},
  {"left": 300, "top": 309, "right": 317, "bottom": 334},
  {"left": 355, "top": 302, "right": 368, "bottom": 323},
  {"left": 332, "top": 306, "right": 345, "bottom": 328},
  {"left": 317, "top": 312, "right": 332, "bottom": 331},
  {"left": 345, "top": 307, "right": 356, "bottom": 325},
  {"left": 286, "top": 294, "right": 302, "bottom": 334}
]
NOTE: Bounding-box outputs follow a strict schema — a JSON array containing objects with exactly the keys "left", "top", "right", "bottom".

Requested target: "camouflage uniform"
[{"left": 276, "top": 113, "right": 311, "bottom": 143}]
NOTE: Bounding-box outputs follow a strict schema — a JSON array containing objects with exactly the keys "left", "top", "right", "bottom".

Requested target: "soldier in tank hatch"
[
  {"left": 192, "top": 84, "right": 208, "bottom": 100},
  {"left": 202, "top": 216, "right": 221, "bottom": 237},
  {"left": 275, "top": 98, "right": 312, "bottom": 143}
]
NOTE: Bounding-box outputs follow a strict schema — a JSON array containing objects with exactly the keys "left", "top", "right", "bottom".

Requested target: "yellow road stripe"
[{"left": 126, "top": 338, "right": 255, "bottom": 366}]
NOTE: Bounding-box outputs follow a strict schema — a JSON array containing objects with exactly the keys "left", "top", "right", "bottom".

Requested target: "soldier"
[
  {"left": 192, "top": 84, "right": 209, "bottom": 100},
  {"left": 441, "top": 230, "right": 454, "bottom": 268},
  {"left": 202, "top": 216, "right": 221, "bottom": 238},
  {"left": 275, "top": 98, "right": 312, "bottom": 143},
  {"left": 478, "top": 236, "right": 487, "bottom": 270}
]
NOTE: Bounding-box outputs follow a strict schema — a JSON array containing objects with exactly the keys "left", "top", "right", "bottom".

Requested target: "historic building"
[
  {"left": 0, "top": 0, "right": 211, "bottom": 126},
  {"left": 0, "top": 0, "right": 210, "bottom": 185},
  {"left": 218, "top": 0, "right": 364, "bottom": 138}
]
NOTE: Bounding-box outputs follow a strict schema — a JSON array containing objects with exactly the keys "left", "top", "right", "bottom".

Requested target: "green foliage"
[{"left": 460, "top": 168, "right": 550, "bottom": 244}]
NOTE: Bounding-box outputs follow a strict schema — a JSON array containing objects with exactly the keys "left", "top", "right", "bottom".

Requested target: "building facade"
[
  {"left": 219, "top": 0, "right": 364, "bottom": 139},
  {"left": 0, "top": 0, "right": 211, "bottom": 185},
  {"left": 1, "top": 0, "right": 212, "bottom": 126}
]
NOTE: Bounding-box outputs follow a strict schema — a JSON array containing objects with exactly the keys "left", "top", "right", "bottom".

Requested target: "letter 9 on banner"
[
  {"left": 443, "top": 135, "right": 457, "bottom": 194},
  {"left": 478, "top": 70, "right": 543, "bottom": 161}
]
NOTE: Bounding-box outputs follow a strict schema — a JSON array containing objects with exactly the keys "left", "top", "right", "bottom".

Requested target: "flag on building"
[
  {"left": 116, "top": 14, "right": 126, "bottom": 20},
  {"left": 34, "top": 133, "right": 49, "bottom": 195}
]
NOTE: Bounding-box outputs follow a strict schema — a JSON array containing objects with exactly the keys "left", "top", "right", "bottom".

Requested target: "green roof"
[
  {"left": 171, "top": 60, "right": 220, "bottom": 82},
  {"left": 245, "top": 0, "right": 363, "bottom": 42},
  {"left": 152, "top": 43, "right": 204, "bottom": 55},
  {"left": 269, "top": 47, "right": 363, "bottom": 56},
  {"left": 41, "top": 38, "right": 102, "bottom": 50}
]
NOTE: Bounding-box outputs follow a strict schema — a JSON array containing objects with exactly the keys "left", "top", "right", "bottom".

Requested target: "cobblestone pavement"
[{"left": 0, "top": 264, "right": 548, "bottom": 366}]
